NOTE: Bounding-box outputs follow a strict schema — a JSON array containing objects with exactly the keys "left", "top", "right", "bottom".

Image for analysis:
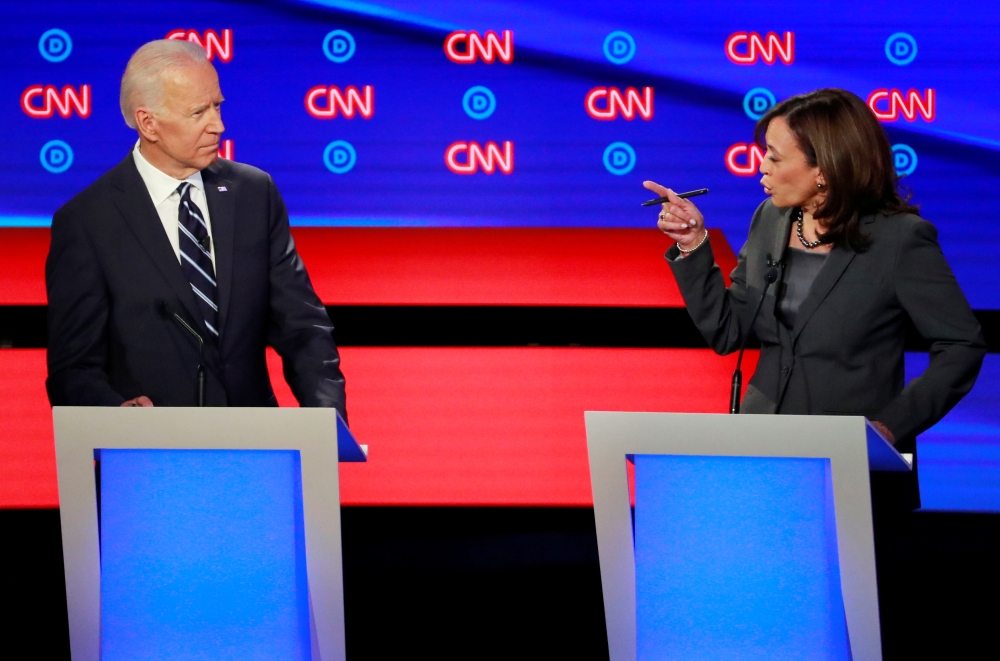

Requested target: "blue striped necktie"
[{"left": 176, "top": 182, "right": 219, "bottom": 339}]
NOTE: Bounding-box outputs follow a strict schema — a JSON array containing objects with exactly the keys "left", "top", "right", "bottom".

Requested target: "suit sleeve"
[
  {"left": 665, "top": 203, "right": 762, "bottom": 355},
  {"left": 876, "top": 219, "right": 986, "bottom": 440},
  {"left": 264, "top": 176, "right": 348, "bottom": 420},
  {"left": 45, "top": 206, "right": 125, "bottom": 406}
]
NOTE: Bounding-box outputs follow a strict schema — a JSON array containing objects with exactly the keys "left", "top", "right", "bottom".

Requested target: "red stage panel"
[
  {"left": 0, "top": 350, "right": 58, "bottom": 508},
  {"left": 267, "top": 347, "right": 757, "bottom": 506},
  {"left": 0, "top": 228, "right": 737, "bottom": 306},
  {"left": 0, "top": 229, "right": 51, "bottom": 305},
  {"left": 292, "top": 228, "right": 737, "bottom": 306},
  {"left": 0, "top": 347, "right": 755, "bottom": 508}
]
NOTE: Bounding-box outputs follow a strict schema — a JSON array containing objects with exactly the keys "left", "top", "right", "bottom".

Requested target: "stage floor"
[{"left": 2, "top": 506, "right": 998, "bottom": 660}]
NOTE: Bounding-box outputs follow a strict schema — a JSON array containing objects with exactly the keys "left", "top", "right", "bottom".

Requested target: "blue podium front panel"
[
  {"left": 634, "top": 455, "right": 850, "bottom": 661},
  {"left": 97, "top": 449, "right": 311, "bottom": 661}
]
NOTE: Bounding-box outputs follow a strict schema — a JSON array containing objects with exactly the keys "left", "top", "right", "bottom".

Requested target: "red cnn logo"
[
  {"left": 726, "top": 143, "right": 766, "bottom": 176},
  {"left": 305, "top": 86, "right": 374, "bottom": 119},
  {"left": 21, "top": 85, "right": 91, "bottom": 118},
  {"left": 444, "top": 30, "right": 514, "bottom": 64},
  {"left": 725, "top": 32, "right": 794, "bottom": 65},
  {"left": 867, "top": 89, "right": 935, "bottom": 122},
  {"left": 445, "top": 141, "right": 514, "bottom": 174},
  {"left": 218, "top": 140, "right": 233, "bottom": 160},
  {"left": 585, "top": 87, "right": 654, "bottom": 120},
  {"left": 166, "top": 29, "right": 233, "bottom": 62}
]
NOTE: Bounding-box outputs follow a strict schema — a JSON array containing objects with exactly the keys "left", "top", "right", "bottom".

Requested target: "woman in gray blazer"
[{"left": 646, "top": 88, "right": 986, "bottom": 511}]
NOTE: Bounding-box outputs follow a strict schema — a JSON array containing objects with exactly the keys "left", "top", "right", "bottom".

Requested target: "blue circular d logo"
[
  {"left": 603, "top": 31, "right": 636, "bottom": 65},
  {"left": 462, "top": 86, "right": 496, "bottom": 120},
  {"left": 885, "top": 33, "right": 917, "bottom": 66},
  {"left": 743, "top": 88, "right": 776, "bottom": 120},
  {"left": 40, "top": 140, "right": 74, "bottom": 173},
  {"left": 324, "top": 140, "right": 357, "bottom": 174},
  {"left": 603, "top": 142, "right": 636, "bottom": 176},
  {"left": 323, "top": 30, "right": 356, "bottom": 63},
  {"left": 891, "top": 144, "right": 917, "bottom": 176},
  {"left": 39, "top": 28, "right": 72, "bottom": 62}
]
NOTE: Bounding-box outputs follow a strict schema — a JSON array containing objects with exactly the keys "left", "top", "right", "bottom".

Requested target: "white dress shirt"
[{"left": 132, "top": 142, "right": 216, "bottom": 269}]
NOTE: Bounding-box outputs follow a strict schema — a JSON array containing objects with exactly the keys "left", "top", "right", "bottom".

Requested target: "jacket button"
[{"left": 781, "top": 367, "right": 790, "bottom": 376}]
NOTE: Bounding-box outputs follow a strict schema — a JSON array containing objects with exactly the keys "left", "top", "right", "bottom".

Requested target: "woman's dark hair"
[{"left": 754, "top": 88, "right": 918, "bottom": 251}]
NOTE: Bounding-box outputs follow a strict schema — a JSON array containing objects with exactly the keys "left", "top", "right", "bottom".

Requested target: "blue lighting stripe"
[
  {"left": 923, "top": 129, "right": 1000, "bottom": 150},
  {"left": 293, "top": 0, "right": 460, "bottom": 31},
  {"left": 0, "top": 216, "right": 52, "bottom": 227},
  {"left": 0, "top": 215, "right": 580, "bottom": 228}
]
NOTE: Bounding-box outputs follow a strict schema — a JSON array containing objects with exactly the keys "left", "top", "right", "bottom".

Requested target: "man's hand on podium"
[
  {"left": 121, "top": 396, "right": 154, "bottom": 407},
  {"left": 870, "top": 420, "right": 895, "bottom": 444}
]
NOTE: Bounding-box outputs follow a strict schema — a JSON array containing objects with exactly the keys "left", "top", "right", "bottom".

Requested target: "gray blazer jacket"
[{"left": 667, "top": 199, "right": 986, "bottom": 454}]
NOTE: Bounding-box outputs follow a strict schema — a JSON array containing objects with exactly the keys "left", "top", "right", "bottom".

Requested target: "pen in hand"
[{"left": 641, "top": 188, "right": 709, "bottom": 206}]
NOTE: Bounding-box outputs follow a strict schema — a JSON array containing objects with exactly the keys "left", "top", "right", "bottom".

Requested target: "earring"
[{"left": 817, "top": 182, "right": 824, "bottom": 189}]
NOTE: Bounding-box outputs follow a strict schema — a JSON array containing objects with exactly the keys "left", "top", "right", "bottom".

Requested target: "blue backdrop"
[{"left": 3, "top": 0, "right": 999, "bottom": 307}]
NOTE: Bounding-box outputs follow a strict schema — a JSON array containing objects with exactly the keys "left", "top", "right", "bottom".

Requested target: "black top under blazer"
[
  {"left": 46, "top": 154, "right": 347, "bottom": 417},
  {"left": 667, "top": 199, "right": 986, "bottom": 457}
]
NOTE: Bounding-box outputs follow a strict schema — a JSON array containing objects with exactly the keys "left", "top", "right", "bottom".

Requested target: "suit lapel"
[
  {"left": 766, "top": 206, "right": 794, "bottom": 319},
  {"left": 109, "top": 155, "right": 203, "bottom": 328},
  {"left": 791, "top": 242, "right": 856, "bottom": 341},
  {"left": 201, "top": 163, "right": 235, "bottom": 336}
]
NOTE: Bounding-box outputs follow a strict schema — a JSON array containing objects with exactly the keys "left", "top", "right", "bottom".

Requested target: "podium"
[
  {"left": 53, "top": 407, "right": 367, "bottom": 661},
  {"left": 585, "top": 412, "right": 912, "bottom": 661}
]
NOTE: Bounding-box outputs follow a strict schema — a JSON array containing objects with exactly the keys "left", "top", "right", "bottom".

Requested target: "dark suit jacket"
[
  {"left": 46, "top": 154, "right": 347, "bottom": 418},
  {"left": 667, "top": 200, "right": 985, "bottom": 508}
]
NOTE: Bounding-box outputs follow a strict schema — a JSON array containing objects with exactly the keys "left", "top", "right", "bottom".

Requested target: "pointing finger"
[{"left": 643, "top": 180, "right": 670, "bottom": 198}]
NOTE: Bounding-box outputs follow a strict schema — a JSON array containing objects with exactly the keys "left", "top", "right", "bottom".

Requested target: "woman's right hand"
[{"left": 643, "top": 180, "right": 706, "bottom": 251}]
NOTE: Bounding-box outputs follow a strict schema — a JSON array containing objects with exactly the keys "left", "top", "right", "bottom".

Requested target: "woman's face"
[{"left": 759, "top": 116, "right": 825, "bottom": 211}]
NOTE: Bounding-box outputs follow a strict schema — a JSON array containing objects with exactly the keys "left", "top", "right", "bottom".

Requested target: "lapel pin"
[{"left": 217, "top": 186, "right": 227, "bottom": 192}]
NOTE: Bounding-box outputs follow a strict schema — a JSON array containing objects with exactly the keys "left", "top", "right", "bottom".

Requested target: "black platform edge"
[
  {"left": 3, "top": 305, "right": 1000, "bottom": 351},
  {"left": 2, "top": 507, "right": 999, "bottom": 659}
]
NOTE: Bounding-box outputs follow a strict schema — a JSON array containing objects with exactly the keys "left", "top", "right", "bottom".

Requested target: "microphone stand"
[
  {"left": 730, "top": 257, "right": 781, "bottom": 414},
  {"left": 159, "top": 302, "right": 206, "bottom": 407}
]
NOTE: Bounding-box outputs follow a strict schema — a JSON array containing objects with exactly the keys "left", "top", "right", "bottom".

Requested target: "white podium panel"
[
  {"left": 53, "top": 407, "right": 364, "bottom": 661},
  {"left": 585, "top": 412, "right": 910, "bottom": 661}
]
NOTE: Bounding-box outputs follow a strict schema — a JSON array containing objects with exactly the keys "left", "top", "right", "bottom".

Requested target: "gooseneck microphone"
[
  {"left": 730, "top": 256, "right": 781, "bottom": 414},
  {"left": 158, "top": 301, "right": 207, "bottom": 407}
]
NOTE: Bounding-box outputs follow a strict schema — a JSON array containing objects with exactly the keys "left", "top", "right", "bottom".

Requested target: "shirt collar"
[{"left": 132, "top": 141, "right": 205, "bottom": 207}]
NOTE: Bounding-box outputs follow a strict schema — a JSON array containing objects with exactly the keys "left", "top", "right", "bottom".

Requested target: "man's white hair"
[{"left": 120, "top": 39, "right": 208, "bottom": 129}]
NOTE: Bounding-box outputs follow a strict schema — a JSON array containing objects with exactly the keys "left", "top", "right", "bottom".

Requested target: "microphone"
[
  {"left": 157, "top": 300, "right": 207, "bottom": 407},
  {"left": 730, "top": 255, "right": 781, "bottom": 414}
]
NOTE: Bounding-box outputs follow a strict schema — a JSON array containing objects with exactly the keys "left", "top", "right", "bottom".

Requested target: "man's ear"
[{"left": 134, "top": 108, "right": 158, "bottom": 143}]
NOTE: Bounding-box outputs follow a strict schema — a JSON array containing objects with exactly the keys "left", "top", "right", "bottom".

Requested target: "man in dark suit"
[{"left": 46, "top": 39, "right": 346, "bottom": 416}]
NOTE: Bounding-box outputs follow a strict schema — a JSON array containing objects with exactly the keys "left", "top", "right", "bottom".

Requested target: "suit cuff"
[{"left": 665, "top": 234, "right": 715, "bottom": 268}]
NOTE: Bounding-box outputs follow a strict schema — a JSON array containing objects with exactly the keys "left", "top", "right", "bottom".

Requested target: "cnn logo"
[
  {"left": 585, "top": 87, "right": 653, "bottom": 120},
  {"left": 725, "top": 143, "right": 766, "bottom": 176},
  {"left": 445, "top": 30, "right": 514, "bottom": 64},
  {"left": 166, "top": 29, "right": 232, "bottom": 62},
  {"left": 445, "top": 141, "right": 514, "bottom": 174},
  {"left": 725, "top": 32, "right": 794, "bottom": 65},
  {"left": 305, "top": 86, "right": 374, "bottom": 119},
  {"left": 21, "top": 85, "right": 90, "bottom": 118},
  {"left": 867, "top": 89, "right": 934, "bottom": 122}
]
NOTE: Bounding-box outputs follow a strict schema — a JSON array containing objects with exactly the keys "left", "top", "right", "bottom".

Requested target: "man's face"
[{"left": 144, "top": 63, "right": 225, "bottom": 174}]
